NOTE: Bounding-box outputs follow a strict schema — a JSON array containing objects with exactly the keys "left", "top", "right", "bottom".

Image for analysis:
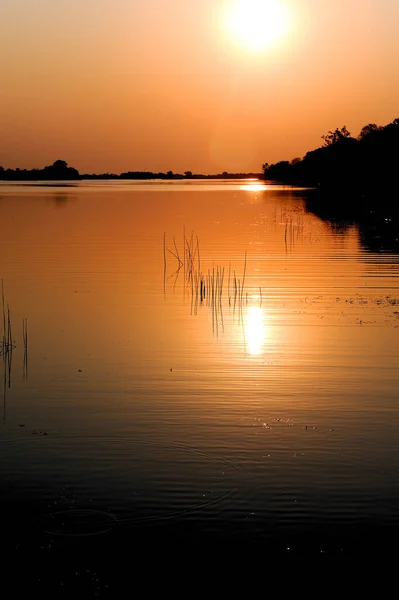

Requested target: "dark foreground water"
[{"left": 0, "top": 180, "right": 398, "bottom": 584}]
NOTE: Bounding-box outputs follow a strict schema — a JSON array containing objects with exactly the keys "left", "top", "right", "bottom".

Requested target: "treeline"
[
  {"left": 0, "top": 159, "right": 80, "bottom": 181},
  {"left": 263, "top": 118, "right": 399, "bottom": 200},
  {"left": 0, "top": 160, "right": 261, "bottom": 181},
  {"left": 116, "top": 170, "right": 262, "bottom": 180}
]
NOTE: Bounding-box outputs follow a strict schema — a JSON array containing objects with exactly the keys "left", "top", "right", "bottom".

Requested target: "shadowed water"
[{"left": 0, "top": 180, "right": 398, "bottom": 581}]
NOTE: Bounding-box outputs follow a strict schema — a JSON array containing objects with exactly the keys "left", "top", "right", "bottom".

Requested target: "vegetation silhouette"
[
  {"left": 263, "top": 118, "right": 399, "bottom": 249},
  {"left": 0, "top": 160, "right": 79, "bottom": 181},
  {"left": 263, "top": 117, "right": 399, "bottom": 203},
  {"left": 115, "top": 170, "right": 262, "bottom": 180},
  {"left": 0, "top": 161, "right": 261, "bottom": 181}
]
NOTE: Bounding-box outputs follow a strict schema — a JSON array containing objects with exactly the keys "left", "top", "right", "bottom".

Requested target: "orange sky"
[{"left": 1, "top": 0, "right": 398, "bottom": 174}]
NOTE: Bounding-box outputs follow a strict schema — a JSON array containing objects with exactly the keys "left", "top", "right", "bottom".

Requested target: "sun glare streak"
[
  {"left": 240, "top": 183, "right": 266, "bottom": 192},
  {"left": 222, "top": 0, "right": 292, "bottom": 53},
  {"left": 246, "top": 306, "right": 265, "bottom": 355}
]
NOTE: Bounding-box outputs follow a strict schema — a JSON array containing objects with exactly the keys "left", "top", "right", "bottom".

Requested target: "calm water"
[{"left": 1, "top": 180, "right": 399, "bottom": 578}]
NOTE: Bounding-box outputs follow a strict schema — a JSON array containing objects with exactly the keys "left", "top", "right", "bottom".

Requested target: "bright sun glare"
[
  {"left": 246, "top": 306, "right": 265, "bottom": 355},
  {"left": 222, "top": 0, "right": 291, "bottom": 53}
]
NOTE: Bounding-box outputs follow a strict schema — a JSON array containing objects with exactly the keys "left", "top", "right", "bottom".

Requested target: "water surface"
[{"left": 1, "top": 180, "right": 398, "bottom": 579}]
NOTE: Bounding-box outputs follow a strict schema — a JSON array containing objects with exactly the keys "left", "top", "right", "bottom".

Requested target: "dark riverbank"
[
  {"left": 262, "top": 117, "right": 399, "bottom": 251},
  {"left": 264, "top": 117, "right": 399, "bottom": 201}
]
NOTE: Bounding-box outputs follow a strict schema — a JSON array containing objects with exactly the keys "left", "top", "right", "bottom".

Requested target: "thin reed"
[{"left": 23, "top": 317, "right": 28, "bottom": 379}]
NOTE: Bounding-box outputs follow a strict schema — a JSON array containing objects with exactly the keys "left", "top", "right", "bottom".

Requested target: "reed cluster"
[
  {"left": 1, "top": 281, "right": 13, "bottom": 422},
  {"left": 163, "top": 231, "right": 249, "bottom": 335},
  {"left": 0, "top": 280, "right": 28, "bottom": 380},
  {"left": 1, "top": 280, "right": 14, "bottom": 359}
]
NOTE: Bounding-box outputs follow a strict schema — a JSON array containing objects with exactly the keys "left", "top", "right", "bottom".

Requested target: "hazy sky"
[{"left": 1, "top": 0, "right": 398, "bottom": 173}]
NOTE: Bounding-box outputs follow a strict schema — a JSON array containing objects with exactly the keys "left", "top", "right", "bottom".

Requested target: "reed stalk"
[
  {"left": 1, "top": 280, "right": 5, "bottom": 352},
  {"left": 23, "top": 317, "right": 28, "bottom": 379},
  {"left": 163, "top": 232, "right": 167, "bottom": 296},
  {"left": 241, "top": 251, "right": 247, "bottom": 305},
  {"left": 228, "top": 262, "right": 231, "bottom": 305},
  {"left": 173, "top": 236, "right": 183, "bottom": 267}
]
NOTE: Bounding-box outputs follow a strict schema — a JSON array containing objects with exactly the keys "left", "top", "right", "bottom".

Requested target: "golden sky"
[{"left": 1, "top": 0, "right": 398, "bottom": 173}]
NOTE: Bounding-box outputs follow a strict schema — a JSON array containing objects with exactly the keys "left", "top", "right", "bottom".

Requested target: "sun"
[{"left": 222, "top": 0, "right": 291, "bottom": 53}]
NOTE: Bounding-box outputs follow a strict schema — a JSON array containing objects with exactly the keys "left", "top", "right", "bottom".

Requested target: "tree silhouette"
[
  {"left": 358, "top": 124, "right": 380, "bottom": 139},
  {"left": 42, "top": 159, "right": 80, "bottom": 179},
  {"left": 321, "top": 126, "right": 351, "bottom": 146},
  {"left": 51, "top": 160, "right": 69, "bottom": 169},
  {"left": 262, "top": 117, "right": 399, "bottom": 203}
]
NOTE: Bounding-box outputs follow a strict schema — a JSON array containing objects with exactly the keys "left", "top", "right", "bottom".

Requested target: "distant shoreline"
[{"left": 0, "top": 160, "right": 263, "bottom": 182}]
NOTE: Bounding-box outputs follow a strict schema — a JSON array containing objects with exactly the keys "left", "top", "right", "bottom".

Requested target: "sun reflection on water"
[
  {"left": 246, "top": 306, "right": 265, "bottom": 355},
  {"left": 240, "top": 183, "right": 267, "bottom": 193}
]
